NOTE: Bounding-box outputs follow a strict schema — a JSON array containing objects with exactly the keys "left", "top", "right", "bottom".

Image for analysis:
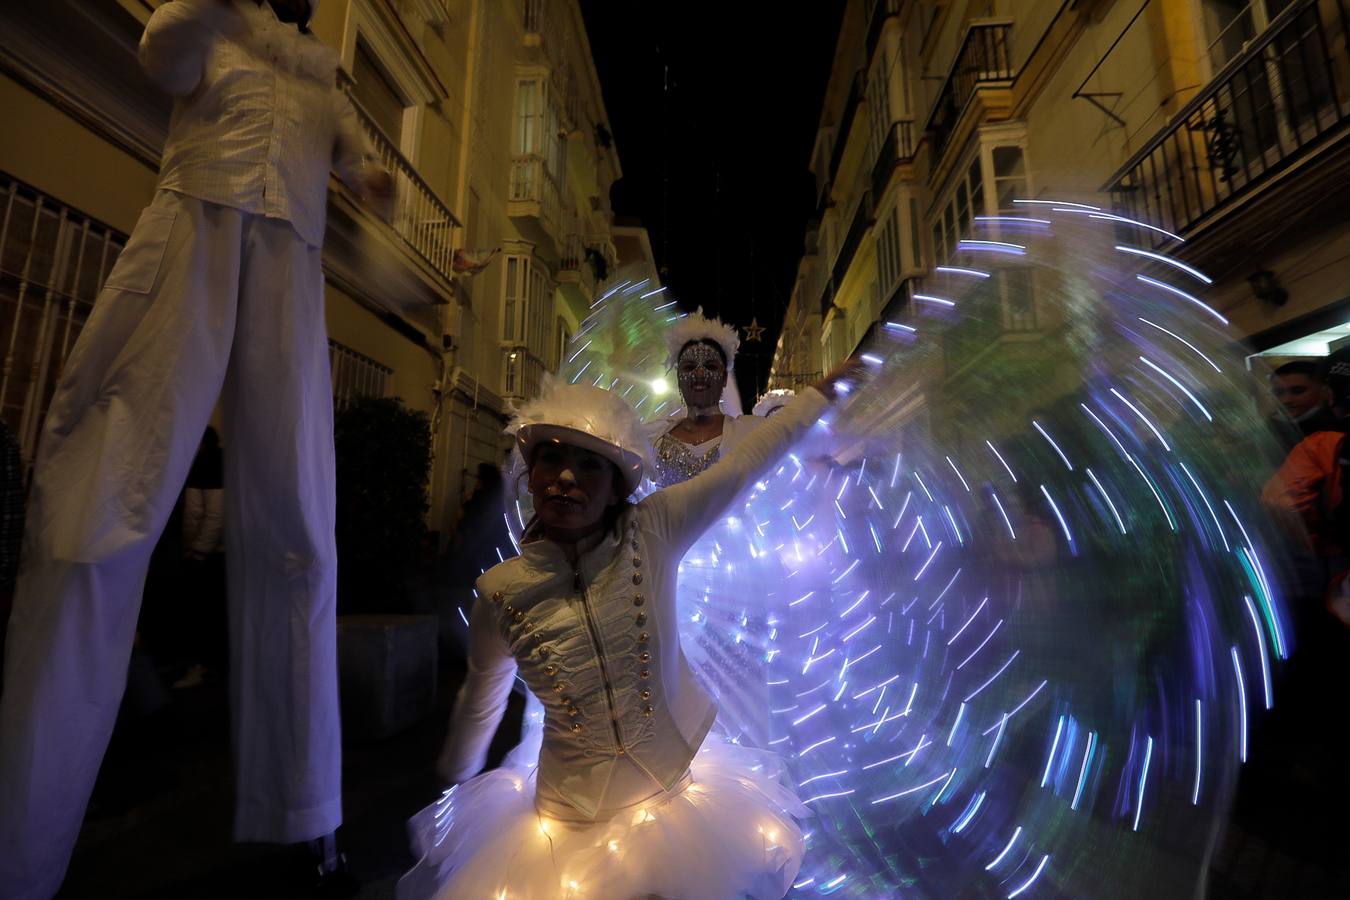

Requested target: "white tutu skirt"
[{"left": 398, "top": 724, "right": 808, "bottom": 900}]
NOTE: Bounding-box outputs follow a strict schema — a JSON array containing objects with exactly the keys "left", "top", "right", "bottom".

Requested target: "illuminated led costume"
[
  {"left": 425, "top": 206, "right": 1300, "bottom": 898},
  {"left": 489, "top": 223, "right": 1296, "bottom": 897},
  {"left": 400, "top": 377, "right": 840, "bottom": 900}
]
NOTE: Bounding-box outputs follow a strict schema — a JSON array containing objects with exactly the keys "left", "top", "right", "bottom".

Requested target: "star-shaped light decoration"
[{"left": 743, "top": 318, "right": 765, "bottom": 342}]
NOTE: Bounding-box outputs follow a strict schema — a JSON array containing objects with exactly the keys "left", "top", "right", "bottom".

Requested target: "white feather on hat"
[
  {"left": 506, "top": 375, "right": 652, "bottom": 495},
  {"left": 665, "top": 309, "right": 741, "bottom": 372}
]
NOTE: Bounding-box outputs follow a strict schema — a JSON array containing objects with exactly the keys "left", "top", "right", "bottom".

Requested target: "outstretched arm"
[
  {"left": 332, "top": 90, "right": 394, "bottom": 215},
  {"left": 437, "top": 592, "right": 517, "bottom": 784}
]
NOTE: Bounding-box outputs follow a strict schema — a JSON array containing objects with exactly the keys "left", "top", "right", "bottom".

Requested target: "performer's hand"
[
  {"left": 361, "top": 168, "right": 395, "bottom": 220},
  {"left": 814, "top": 356, "right": 867, "bottom": 402}
]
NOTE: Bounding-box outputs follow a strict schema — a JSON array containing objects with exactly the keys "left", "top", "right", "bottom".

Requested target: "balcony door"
[{"left": 1197, "top": 0, "right": 1343, "bottom": 188}]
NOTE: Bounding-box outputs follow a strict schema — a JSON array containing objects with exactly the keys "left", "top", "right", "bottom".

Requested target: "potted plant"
[{"left": 333, "top": 396, "right": 439, "bottom": 741}]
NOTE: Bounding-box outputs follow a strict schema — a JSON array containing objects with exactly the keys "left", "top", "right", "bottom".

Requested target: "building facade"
[
  {"left": 0, "top": 0, "right": 632, "bottom": 544},
  {"left": 769, "top": 0, "right": 1350, "bottom": 393}
]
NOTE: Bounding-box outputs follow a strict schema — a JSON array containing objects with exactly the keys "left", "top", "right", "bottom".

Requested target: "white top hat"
[{"left": 508, "top": 376, "right": 651, "bottom": 496}]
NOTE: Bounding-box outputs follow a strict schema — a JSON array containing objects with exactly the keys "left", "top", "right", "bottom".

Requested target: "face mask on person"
[{"left": 677, "top": 342, "right": 728, "bottom": 411}]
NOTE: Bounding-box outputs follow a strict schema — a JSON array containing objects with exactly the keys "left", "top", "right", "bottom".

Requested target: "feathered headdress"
[{"left": 664, "top": 309, "right": 741, "bottom": 372}]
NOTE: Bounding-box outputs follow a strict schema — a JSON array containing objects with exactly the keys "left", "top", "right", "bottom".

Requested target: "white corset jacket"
[{"left": 438, "top": 389, "right": 830, "bottom": 821}]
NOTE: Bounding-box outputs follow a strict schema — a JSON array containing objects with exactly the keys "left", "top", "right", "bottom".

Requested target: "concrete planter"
[{"left": 337, "top": 614, "right": 438, "bottom": 741}]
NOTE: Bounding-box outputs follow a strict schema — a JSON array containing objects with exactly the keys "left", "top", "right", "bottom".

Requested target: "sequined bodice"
[{"left": 652, "top": 431, "right": 722, "bottom": 487}]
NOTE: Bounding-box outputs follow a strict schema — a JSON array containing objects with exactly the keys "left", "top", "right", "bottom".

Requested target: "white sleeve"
[
  {"left": 641, "top": 388, "right": 831, "bottom": 553},
  {"left": 437, "top": 592, "right": 518, "bottom": 784},
  {"left": 138, "top": 0, "right": 240, "bottom": 97},
  {"left": 331, "top": 89, "right": 380, "bottom": 192}
]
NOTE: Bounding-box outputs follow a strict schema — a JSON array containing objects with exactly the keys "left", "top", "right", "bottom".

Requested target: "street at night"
[{"left": 1, "top": 1, "right": 1349, "bottom": 898}]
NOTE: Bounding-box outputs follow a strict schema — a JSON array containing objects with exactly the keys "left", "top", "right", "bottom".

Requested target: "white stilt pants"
[{"left": 0, "top": 191, "right": 341, "bottom": 899}]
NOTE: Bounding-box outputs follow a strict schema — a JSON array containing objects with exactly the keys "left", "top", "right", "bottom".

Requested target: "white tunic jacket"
[
  {"left": 139, "top": 0, "right": 371, "bottom": 247},
  {"left": 439, "top": 389, "right": 830, "bottom": 820}
]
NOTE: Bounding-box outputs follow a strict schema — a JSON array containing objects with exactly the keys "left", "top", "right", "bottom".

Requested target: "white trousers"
[{"left": 0, "top": 191, "right": 341, "bottom": 899}]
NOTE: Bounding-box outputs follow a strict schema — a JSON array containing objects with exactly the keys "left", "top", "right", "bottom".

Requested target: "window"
[
  {"left": 341, "top": 2, "right": 444, "bottom": 159},
  {"left": 992, "top": 146, "right": 1027, "bottom": 212},
  {"left": 929, "top": 142, "right": 1026, "bottom": 263},
  {"left": 931, "top": 156, "right": 984, "bottom": 263},
  {"left": 875, "top": 207, "right": 902, "bottom": 294},
  {"left": 1200, "top": 0, "right": 1295, "bottom": 71},
  {"left": 867, "top": 47, "right": 892, "bottom": 167},
  {"left": 515, "top": 79, "right": 543, "bottom": 157},
  {"left": 352, "top": 38, "right": 407, "bottom": 143},
  {"left": 514, "top": 77, "right": 568, "bottom": 194},
  {"left": 555, "top": 317, "right": 572, "bottom": 370},
  {"left": 500, "top": 253, "right": 553, "bottom": 398},
  {"left": 907, "top": 198, "right": 923, "bottom": 272}
]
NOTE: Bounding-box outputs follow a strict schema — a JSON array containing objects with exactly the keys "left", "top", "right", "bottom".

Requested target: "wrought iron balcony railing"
[
  {"left": 925, "top": 22, "right": 1014, "bottom": 162},
  {"left": 558, "top": 232, "right": 616, "bottom": 289},
  {"left": 871, "top": 118, "right": 915, "bottom": 201},
  {"left": 1106, "top": 0, "right": 1350, "bottom": 246},
  {"left": 832, "top": 185, "right": 873, "bottom": 290},
  {"left": 340, "top": 75, "right": 461, "bottom": 283}
]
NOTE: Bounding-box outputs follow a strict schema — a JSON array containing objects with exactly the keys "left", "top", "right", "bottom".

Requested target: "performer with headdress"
[
  {"left": 400, "top": 360, "right": 861, "bottom": 900},
  {"left": 649, "top": 311, "right": 766, "bottom": 488}
]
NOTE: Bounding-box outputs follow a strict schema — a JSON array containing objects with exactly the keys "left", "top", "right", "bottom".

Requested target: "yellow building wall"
[{"left": 0, "top": 74, "right": 157, "bottom": 234}]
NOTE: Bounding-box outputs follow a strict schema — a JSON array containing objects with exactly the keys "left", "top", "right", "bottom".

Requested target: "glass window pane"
[
  {"left": 515, "top": 80, "right": 538, "bottom": 155},
  {"left": 993, "top": 146, "right": 1024, "bottom": 179},
  {"left": 352, "top": 39, "right": 405, "bottom": 144},
  {"left": 909, "top": 198, "right": 922, "bottom": 270},
  {"left": 968, "top": 158, "right": 984, "bottom": 216}
]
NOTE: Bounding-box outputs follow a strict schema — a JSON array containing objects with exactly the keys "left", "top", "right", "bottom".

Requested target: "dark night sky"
[{"left": 578, "top": 2, "right": 845, "bottom": 401}]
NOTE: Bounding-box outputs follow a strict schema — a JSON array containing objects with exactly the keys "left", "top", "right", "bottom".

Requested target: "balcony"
[
  {"left": 828, "top": 71, "right": 868, "bottom": 184},
  {"left": 871, "top": 118, "right": 915, "bottom": 202},
  {"left": 832, "top": 187, "right": 873, "bottom": 290},
  {"left": 329, "top": 76, "right": 460, "bottom": 334},
  {"left": 557, "top": 232, "right": 617, "bottom": 305},
  {"left": 1105, "top": 0, "right": 1350, "bottom": 248},
  {"left": 925, "top": 22, "right": 1014, "bottom": 162},
  {"left": 865, "top": 0, "right": 901, "bottom": 63},
  {"left": 819, "top": 277, "right": 836, "bottom": 319},
  {"left": 832, "top": 152, "right": 877, "bottom": 290},
  {"left": 509, "top": 155, "right": 563, "bottom": 244}
]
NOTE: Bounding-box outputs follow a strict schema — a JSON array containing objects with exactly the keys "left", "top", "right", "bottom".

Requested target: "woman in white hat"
[{"left": 402, "top": 359, "right": 860, "bottom": 900}]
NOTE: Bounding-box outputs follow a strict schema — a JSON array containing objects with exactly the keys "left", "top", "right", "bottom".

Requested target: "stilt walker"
[{"left": 0, "top": 1, "right": 391, "bottom": 895}]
